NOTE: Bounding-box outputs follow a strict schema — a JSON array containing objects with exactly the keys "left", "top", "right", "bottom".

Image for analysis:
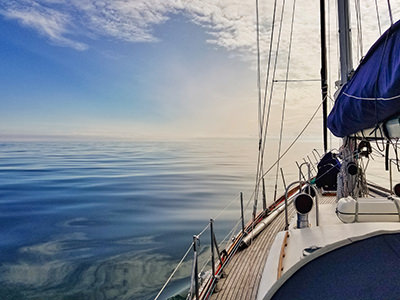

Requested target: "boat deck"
[{"left": 210, "top": 194, "right": 337, "bottom": 300}]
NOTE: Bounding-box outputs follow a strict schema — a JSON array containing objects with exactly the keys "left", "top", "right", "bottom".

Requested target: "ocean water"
[
  {"left": 0, "top": 139, "right": 396, "bottom": 300},
  {"left": 0, "top": 139, "right": 262, "bottom": 300}
]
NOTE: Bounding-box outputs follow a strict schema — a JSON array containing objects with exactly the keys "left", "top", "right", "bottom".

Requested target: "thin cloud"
[
  {"left": 1, "top": 2, "right": 88, "bottom": 51},
  {"left": 0, "top": 0, "right": 262, "bottom": 56},
  {"left": 186, "top": 1, "right": 258, "bottom": 51},
  {"left": 69, "top": 0, "right": 173, "bottom": 43},
  {"left": 0, "top": 0, "right": 399, "bottom": 60}
]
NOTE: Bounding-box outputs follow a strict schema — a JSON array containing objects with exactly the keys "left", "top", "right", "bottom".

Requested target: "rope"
[
  {"left": 153, "top": 242, "right": 194, "bottom": 300},
  {"left": 327, "top": 94, "right": 336, "bottom": 103},
  {"left": 273, "top": 0, "right": 296, "bottom": 201}
]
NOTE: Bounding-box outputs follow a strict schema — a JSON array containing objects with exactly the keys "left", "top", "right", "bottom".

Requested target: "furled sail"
[{"left": 327, "top": 20, "right": 400, "bottom": 138}]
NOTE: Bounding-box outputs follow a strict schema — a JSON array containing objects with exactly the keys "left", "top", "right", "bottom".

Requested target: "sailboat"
[{"left": 155, "top": 1, "right": 400, "bottom": 299}]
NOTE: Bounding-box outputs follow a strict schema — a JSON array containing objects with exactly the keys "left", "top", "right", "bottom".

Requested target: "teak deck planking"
[{"left": 210, "top": 194, "right": 336, "bottom": 300}]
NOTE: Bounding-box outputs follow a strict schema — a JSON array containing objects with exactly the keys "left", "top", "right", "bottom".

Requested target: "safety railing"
[
  {"left": 153, "top": 190, "right": 252, "bottom": 300},
  {"left": 154, "top": 149, "right": 323, "bottom": 300}
]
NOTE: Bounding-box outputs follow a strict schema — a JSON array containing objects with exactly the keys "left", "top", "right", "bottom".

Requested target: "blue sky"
[
  {"left": 0, "top": 1, "right": 260, "bottom": 139},
  {"left": 0, "top": 0, "right": 398, "bottom": 140}
]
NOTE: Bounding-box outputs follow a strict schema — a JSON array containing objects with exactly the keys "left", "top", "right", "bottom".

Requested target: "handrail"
[
  {"left": 277, "top": 231, "right": 289, "bottom": 279},
  {"left": 284, "top": 179, "right": 320, "bottom": 229},
  {"left": 284, "top": 181, "right": 305, "bottom": 230},
  {"left": 297, "top": 161, "right": 311, "bottom": 182}
]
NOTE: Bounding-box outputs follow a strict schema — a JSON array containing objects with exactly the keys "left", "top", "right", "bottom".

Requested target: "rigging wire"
[
  {"left": 257, "top": 0, "right": 286, "bottom": 206},
  {"left": 387, "top": 0, "right": 394, "bottom": 25},
  {"left": 334, "top": 0, "right": 341, "bottom": 83},
  {"left": 259, "top": 0, "right": 279, "bottom": 146},
  {"left": 273, "top": 0, "right": 297, "bottom": 201},
  {"left": 157, "top": 3, "right": 400, "bottom": 293},
  {"left": 253, "top": 0, "right": 283, "bottom": 219},
  {"left": 273, "top": 79, "right": 320, "bottom": 82},
  {"left": 253, "top": 0, "right": 262, "bottom": 224},
  {"left": 327, "top": 0, "right": 333, "bottom": 150},
  {"left": 262, "top": 95, "right": 325, "bottom": 179},
  {"left": 354, "top": 0, "right": 363, "bottom": 60},
  {"left": 256, "top": 0, "right": 262, "bottom": 138},
  {"left": 253, "top": 0, "right": 267, "bottom": 223},
  {"left": 375, "top": 0, "right": 382, "bottom": 35},
  {"left": 254, "top": 0, "right": 278, "bottom": 202},
  {"left": 354, "top": 0, "right": 360, "bottom": 62}
]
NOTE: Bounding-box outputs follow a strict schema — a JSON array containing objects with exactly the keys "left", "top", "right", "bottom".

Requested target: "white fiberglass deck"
[
  {"left": 257, "top": 195, "right": 400, "bottom": 300},
  {"left": 210, "top": 191, "right": 400, "bottom": 300}
]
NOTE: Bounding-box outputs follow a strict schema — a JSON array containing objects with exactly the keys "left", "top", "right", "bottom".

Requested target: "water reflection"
[
  {"left": 1, "top": 234, "right": 193, "bottom": 300},
  {"left": 0, "top": 140, "right": 258, "bottom": 299},
  {"left": 0, "top": 139, "right": 347, "bottom": 299}
]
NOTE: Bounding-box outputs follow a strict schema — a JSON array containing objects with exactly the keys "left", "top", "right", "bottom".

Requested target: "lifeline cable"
[{"left": 153, "top": 242, "right": 194, "bottom": 300}]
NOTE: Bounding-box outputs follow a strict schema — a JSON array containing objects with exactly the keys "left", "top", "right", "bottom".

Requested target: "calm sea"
[{"left": 0, "top": 139, "right": 396, "bottom": 299}]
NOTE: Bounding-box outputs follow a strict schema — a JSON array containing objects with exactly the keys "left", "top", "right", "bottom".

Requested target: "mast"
[
  {"left": 320, "top": 0, "right": 328, "bottom": 153},
  {"left": 337, "top": 0, "right": 355, "bottom": 198},
  {"left": 337, "top": 0, "right": 353, "bottom": 85}
]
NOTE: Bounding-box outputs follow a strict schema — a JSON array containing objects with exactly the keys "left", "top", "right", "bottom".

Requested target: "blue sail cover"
[{"left": 327, "top": 20, "right": 400, "bottom": 137}]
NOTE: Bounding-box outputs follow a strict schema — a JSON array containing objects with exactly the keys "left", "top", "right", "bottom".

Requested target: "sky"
[{"left": 0, "top": 0, "right": 398, "bottom": 140}]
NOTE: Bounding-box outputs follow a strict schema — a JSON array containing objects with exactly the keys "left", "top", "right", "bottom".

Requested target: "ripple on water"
[{"left": 0, "top": 140, "right": 260, "bottom": 299}]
